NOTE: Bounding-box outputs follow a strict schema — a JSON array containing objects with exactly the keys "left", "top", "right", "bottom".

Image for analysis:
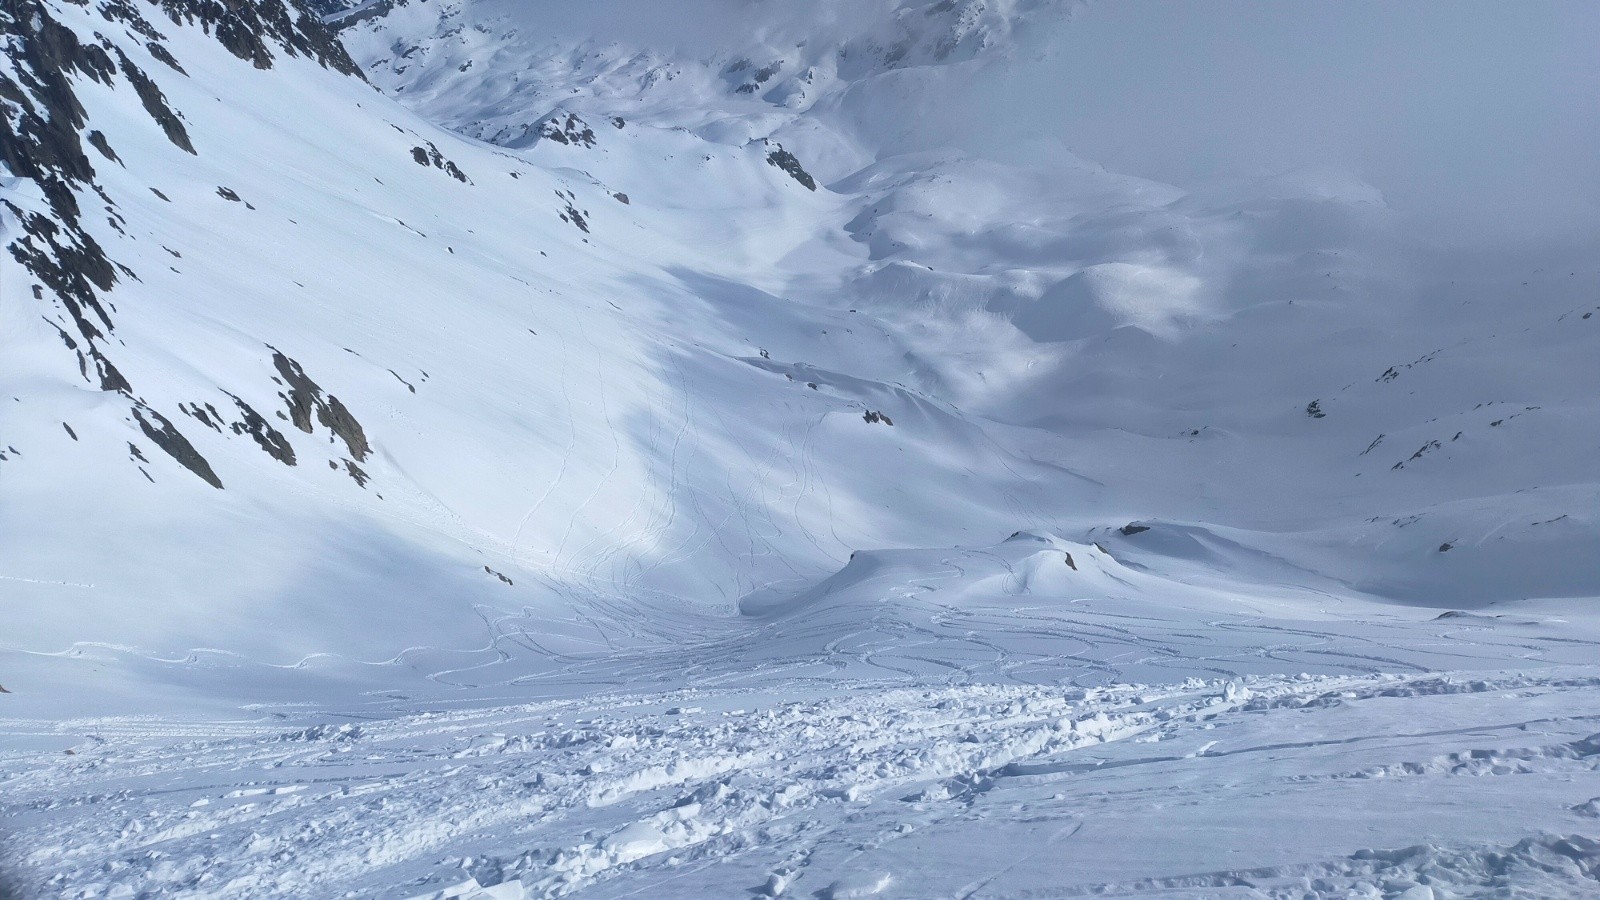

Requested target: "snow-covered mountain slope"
[
  {"left": 337, "top": 0, "right": 1600, "bottom": 604},
  {"left": 3, "top": 0, "right": 1600, "bottom": 895},
  {"left": 0, "top": 0, "right": 1093, "bottom": 683},
  {"left": 0, "top": 0, "right": 1595, "bottom": 702}
]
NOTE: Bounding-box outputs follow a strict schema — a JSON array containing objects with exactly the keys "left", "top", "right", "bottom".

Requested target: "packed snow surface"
[{"left": 2, "top": 0, "right": 1598, "bottom": 896}]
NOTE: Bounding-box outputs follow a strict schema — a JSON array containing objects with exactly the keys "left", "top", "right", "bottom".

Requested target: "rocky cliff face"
[{"left": 2, "top": 0, "right": 365, "bottom": 487}]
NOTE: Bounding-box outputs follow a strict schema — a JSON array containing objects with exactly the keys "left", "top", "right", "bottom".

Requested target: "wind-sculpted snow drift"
[{"left": 1, "top": 0, "right": 1598, "bottom": 896}]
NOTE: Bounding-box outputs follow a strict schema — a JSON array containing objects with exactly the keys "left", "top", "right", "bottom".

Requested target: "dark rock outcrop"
[
  {"left": 113, "top": 46, "right": 195, "bottom": 153},
  {"left": 766, "top": 145, "right": 816, "bottom": 191},
  {"left": 2, "top": 1, "right": 366, "bottom": 490},
  {"left": 229, "top": 395, "right": 297, "bottom": 466},
  {"left": 556, "top": 190, "right": 589, "bottom": 233},
  {"left": 133, "top": 403, "right": 223, "bottom": 488},
  {"left": 271, "top": 349, "right": 371, "bottom": 463},
  {"left": 155, "top": 0, "right": 364, "bottom": 77},
  {"left": 410, "top": 141, "right": 471, "bottom": 182},
  {"left": 536, "top": 111, "right": 596, "bottom": 148}
]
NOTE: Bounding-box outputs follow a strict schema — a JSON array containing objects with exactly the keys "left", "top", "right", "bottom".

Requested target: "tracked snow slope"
[{"left": 8, "top": 666, "right": 1600, "bottom": 897}]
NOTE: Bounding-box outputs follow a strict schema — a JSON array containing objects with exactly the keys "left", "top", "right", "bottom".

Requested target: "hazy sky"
[{"left": 943, "top": 0, "right": 1600, "bottom": 246}]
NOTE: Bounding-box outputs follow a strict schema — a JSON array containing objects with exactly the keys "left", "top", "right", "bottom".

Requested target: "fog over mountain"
[
  {"left": 2, "top": 1, "right": 1598, "bottom": 896},
  {"left": 944, "top": 0, "right": 1600, "bottom": 248}
]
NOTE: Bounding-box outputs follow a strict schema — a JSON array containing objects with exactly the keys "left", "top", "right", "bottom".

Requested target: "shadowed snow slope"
[{"left": 2, "top": 2, "right": 1599, "bottom": 894}]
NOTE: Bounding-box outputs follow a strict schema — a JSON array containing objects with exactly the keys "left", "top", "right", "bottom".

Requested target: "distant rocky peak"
[{"left": 334, "top": 0, "right": 1079, "bottom": 162}]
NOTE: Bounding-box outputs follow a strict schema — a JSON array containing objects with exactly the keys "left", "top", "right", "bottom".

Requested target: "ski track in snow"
[{"left": 5, "top": 670, "right": 1600, "bottom": 898}]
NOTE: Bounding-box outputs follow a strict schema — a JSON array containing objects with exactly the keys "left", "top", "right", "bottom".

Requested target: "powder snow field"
[{"left": 2, "top": 0, "right": 1599, "bottom": 896}]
